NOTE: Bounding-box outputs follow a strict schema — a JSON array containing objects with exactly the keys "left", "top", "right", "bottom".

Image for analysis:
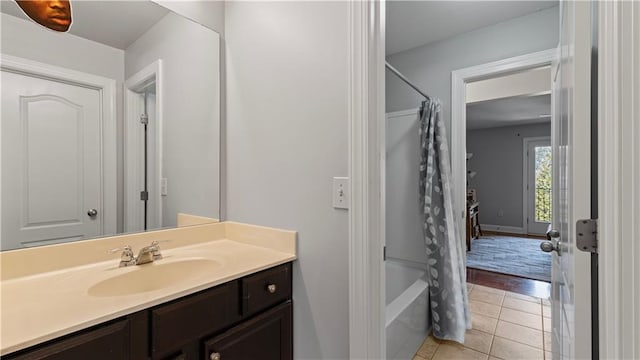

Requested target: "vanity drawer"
[
  {"left": 151, "top": 281, "right": 240, "bottom": 359},
  {"left": 242, "top": 263, "right": 291, "bottom": 317}
]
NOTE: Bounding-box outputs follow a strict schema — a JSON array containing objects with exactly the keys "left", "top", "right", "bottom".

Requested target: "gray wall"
[
  {"left": 0, "top": 14, "right": 125, "bottom": 80},
  {"left": 386, "top": 6, "right": 558, "bottom": 114},
  {"left": 225, "top": 2, "right": 349, "bottom": 359},
  {"left": 125, "top": 12, "right": 220, "bottom": 226},
  {"left": 385, "top": 7, "right": 558, "bottom": 265},
  {"left": 154, "top": 0, "right": 224, "bottom": 35},
  {"left": 467, "top": 123, "right": 551, "bottom": 229}
]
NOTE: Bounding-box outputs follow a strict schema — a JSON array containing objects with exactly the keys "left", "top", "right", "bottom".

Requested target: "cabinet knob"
[
  {"left": 267, "top": 284, "right": 277, "bottom": 293},
  {"left": 210, "top": 352, "right": 221, "bottom": 360}
]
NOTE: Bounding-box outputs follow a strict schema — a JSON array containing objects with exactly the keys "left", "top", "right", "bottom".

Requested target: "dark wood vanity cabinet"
[
  {"left": 5, "top": 263, "right": 293, "bottom": 360},
  {"left": 204, "top": 301, "right": 292, "bottom": 360},
  {"left": 7, "top": 319, "right": 132, "bottom": 360}
]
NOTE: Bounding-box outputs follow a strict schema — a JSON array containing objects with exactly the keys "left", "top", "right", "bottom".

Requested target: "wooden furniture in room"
[{"left": 466, "top": 202, "right": 482, "bottom": 251}]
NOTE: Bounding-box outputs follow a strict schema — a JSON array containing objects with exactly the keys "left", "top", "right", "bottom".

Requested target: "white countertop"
[{"left": 0, "top": 222, "right": 296, "bottom": 355}]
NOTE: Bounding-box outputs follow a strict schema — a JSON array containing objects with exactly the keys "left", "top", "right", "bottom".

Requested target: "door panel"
[
  {"left": 548, "top": 1, "right": 593, "bottom": 359},
  {"left": 1, "top": 70, "right": 102, "bottom": 249}
]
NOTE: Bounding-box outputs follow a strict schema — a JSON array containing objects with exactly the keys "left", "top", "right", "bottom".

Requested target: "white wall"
[
  {"left": 467, "top": 123, "right": 551, "bottom": 229},
  {"left": 386, "top": 109, "right": 423, "bottom": 264},
  {"left": 386, "top": 6, "right": 559, "bottom": 114},
  {"left": 0, "top": 14, "right": 124, "bottom": 80},
  {"left": 125, "top": 12, "right": 220, "bottom": 226},
  {"left": 153, "top": 0, "right": 224, "bottom": 35},
  {"left": 385, "top": 7, "right": 558, "bottom": 265},
  {"left": 224, "top": 2, "right": 349, "bottom": 358}
]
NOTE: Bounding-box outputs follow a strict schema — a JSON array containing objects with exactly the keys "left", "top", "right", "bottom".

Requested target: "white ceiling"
[
  {"left": 466, "top": 94, "right": 551, "bottom": 130},
  {"left": 386, "top": 1, "right": 558, "bottom": 55},
  {"left": 1, "top": 1, "right": 169, "bottom": 50}
]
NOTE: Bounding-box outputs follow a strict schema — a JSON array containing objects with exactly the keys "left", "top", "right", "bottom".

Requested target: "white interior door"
[
  {"left": 544, "top": 1, "right": 593, "bottom": 359},
  {"left": 526, "top": 138, "right": 552, "bottom": 235},
  {"left": 1, "top": 70, "right": 102, "bottom": 249}
]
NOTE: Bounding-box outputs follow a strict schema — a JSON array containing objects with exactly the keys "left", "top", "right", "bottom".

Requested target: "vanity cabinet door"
[
  {"left": 7, "top": 319, "right": 130, "bottom": 360},
  {"left": 151, "top": 281, "right": 240, "bottom": 359},
  {"left": 203, "top": 301, "right": 292, "bottom": 360}
]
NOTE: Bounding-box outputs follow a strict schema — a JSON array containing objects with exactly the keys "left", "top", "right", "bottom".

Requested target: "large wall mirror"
[{"left": 0, "top": 1, "right": 221, "bottom": 251}]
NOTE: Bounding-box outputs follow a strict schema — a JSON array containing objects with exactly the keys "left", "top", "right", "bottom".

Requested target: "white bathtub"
[{"left": 386, "top": 260, "right": 431, "bottom": 360}]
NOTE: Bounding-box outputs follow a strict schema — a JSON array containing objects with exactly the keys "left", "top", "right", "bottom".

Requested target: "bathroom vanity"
[
  {"left": 5, "top": 263, "right": 292, "bottom": 360},
  {"left": 0, "top": 222, "right": 296, "bottom": 360}
]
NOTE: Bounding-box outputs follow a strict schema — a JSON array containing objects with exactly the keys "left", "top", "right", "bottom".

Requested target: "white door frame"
[
  {"left": 598, "top": 1, "right": 640, "bottom": 358},
  {"left": 451, "top": 49, "right": 556, "bottom": 250},
  {"left": 0, "top": 54, "right": 117, "bottom": 236},
  {"left": 522, "top": 136, "right": 551, "bottom": 235},
  {"left": 124, "top": 60, "right": 163, "bottom": 232},
  {"left": 348, "top": 0, "right": 385, "bottom": 358},
  {"left": 350, "top": 1, "right": 640, "bottom": 358}
]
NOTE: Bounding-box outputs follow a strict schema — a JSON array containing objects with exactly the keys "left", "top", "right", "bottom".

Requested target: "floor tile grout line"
[
  {"left": 493, "top": 334, "right": 546, "bottom": 351},
  {"left": 469, "top": 297, "right": 505, "bottom": 308},
  {"left": 496, "top": 316, "right": 544, "bottom": 331},
  {"left": 492, "top": 302, "right": 547, "bottom": 351},
  {"left": 500, "top": 305, "right": 543, "bottom": 315},
  {"left": 492, "top": 330, "right": 546, "bottom": 351}
]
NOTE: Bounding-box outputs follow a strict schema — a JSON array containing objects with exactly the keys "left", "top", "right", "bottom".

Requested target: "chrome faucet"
[
  {"left": 135, "top": 241, "right": 163, "bottom": 265},
  {"left": 110, "top": 241, "right": 165, "bottom": 267}
]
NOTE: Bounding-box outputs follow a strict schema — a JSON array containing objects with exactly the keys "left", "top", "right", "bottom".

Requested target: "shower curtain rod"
[{"left": 385, "top": 61, "right": 431, "bottom": 100}]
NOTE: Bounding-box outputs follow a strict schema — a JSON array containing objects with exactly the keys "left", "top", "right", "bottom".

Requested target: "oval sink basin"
[{"left": 88, "top": 259, "right": 220, "bottom": 297}]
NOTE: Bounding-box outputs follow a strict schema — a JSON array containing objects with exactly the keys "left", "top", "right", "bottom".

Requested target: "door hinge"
[
  {"left": 383, "top": 246, "right": 387, "bottom": 261},
  {"left": 576, "top": 219, "right": 598, "bottom": 253},
  {"left": 140, "top": 114, "right": 149, "bottom": 125},
  {"left": 140, "top": 191, "right": 148, "bottom": 201}
]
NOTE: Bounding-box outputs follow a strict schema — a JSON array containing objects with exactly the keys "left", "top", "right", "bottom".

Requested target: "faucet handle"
[
  {"left": 108, "top": 245, "right": 135, "bottom": 262},
  {"left": 149, "top": 240, "right": 169, "bottom": 260}
]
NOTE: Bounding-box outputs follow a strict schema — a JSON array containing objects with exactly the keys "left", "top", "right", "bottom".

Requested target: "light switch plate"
[
  {"left": 161, "top": 178, "right": 168, "bottom": 196},
  {"left": 333, "top": 177, "right": 349, "bottom": 209}
]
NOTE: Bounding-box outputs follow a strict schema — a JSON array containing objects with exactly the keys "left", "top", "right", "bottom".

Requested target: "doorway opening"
[
  {"left": 124, "top": 60, "right": 163, "bottom": 233},
  {"left": 463, "top": 66, "right": 552, "bottom": 283}
]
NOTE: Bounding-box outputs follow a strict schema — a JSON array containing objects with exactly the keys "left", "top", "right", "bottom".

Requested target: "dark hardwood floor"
[{"left": 467, "top": 268, "right": 551, "bottom": 299}]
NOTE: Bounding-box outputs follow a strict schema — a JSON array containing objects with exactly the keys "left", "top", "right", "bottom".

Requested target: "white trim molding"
[
  {"left": 0, "top": 54, "right": 117, "bottom": 236},
  {"left": 598, "top": 1, "right": 640, "bottom": 358},
  {"left": 385, "top": 108, "right": 419, "bottom": 119},
  {"left": 348, "top": 0, "right": 385, "bottom": 358},
  {"left": 451, "top": 49, "right": 556, "bottom": 253},
  {"left": 480, "top": 224, "right": 525, "bottom": 235}
]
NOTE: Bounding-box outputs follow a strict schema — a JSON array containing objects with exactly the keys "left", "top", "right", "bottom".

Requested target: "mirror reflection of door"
[
  {"left": 0, "top": 62, "right": 114, "bottom": 249},
  {"left": 0, "top": 0, "right": 221, "bottom": 250},
  {"left": 525, "top": 138, "right": 552, "bottom": 235}
]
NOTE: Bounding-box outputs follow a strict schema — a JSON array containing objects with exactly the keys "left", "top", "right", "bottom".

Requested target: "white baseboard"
[{"left": 480, "top": 224, "right": 525, "bottom": 234}]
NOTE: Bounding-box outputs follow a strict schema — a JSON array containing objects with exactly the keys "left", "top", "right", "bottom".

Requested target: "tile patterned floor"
[{"left": 413, "top": 283, "right": 552, "bottom": 360}]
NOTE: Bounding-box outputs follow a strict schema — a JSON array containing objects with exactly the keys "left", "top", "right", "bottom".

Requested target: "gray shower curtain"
[{"left": 418, "top": 99, "right": 471, "bottom": 344}]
